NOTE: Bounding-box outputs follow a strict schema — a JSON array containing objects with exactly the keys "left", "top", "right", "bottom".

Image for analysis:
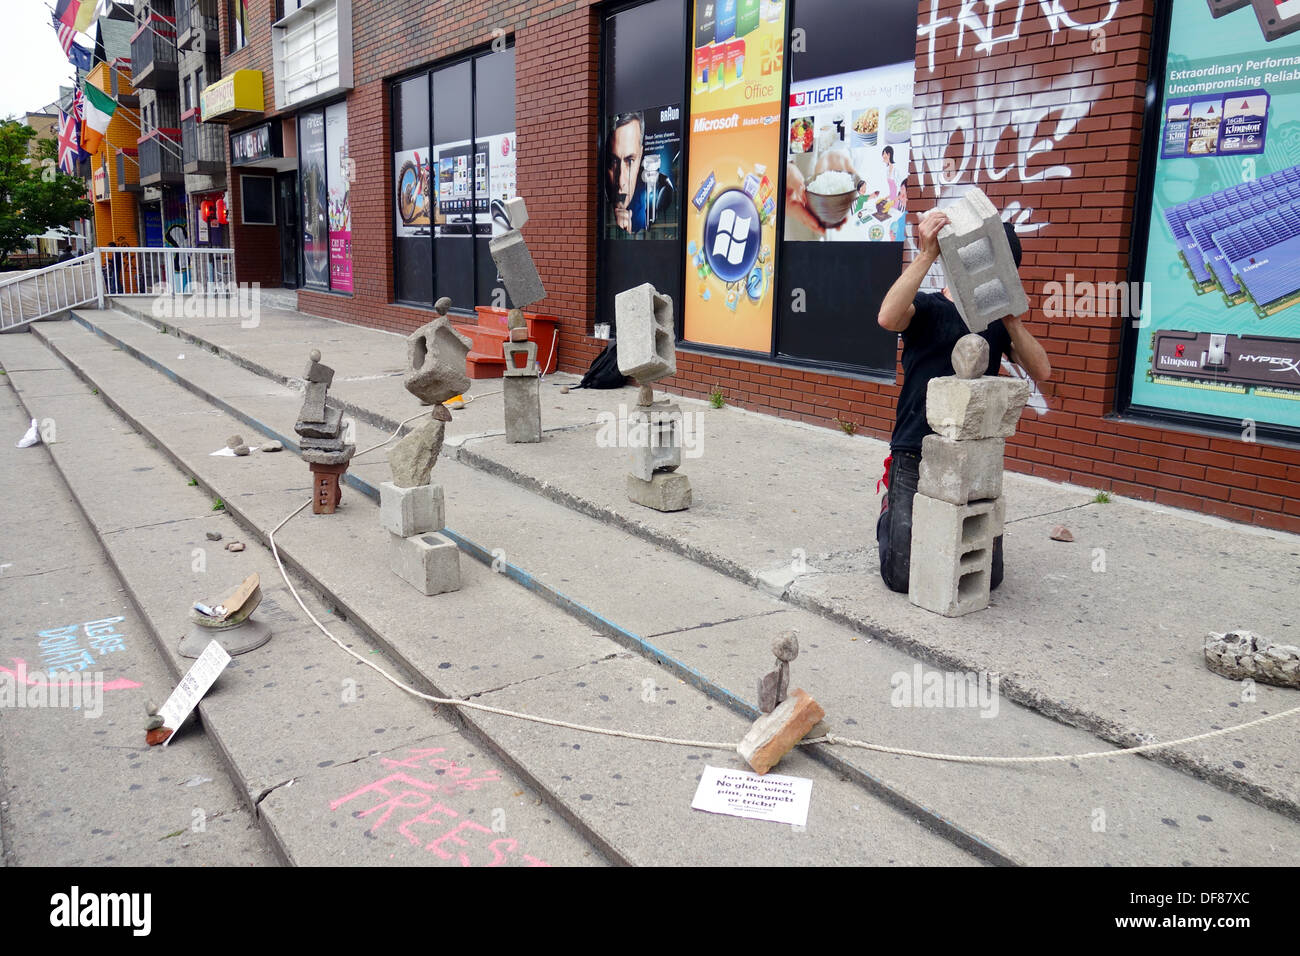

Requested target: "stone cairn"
[
  {"left": 739, "top": 629, "right": 825, "bottom": 775},
  {"left": 298, "top": 350, "right": 355, "bottom": 515},
  {"left": 615, "top": 283, "right": 691, "bottom": 512},
  {"left": 381, "top": 301, "right": 472, "bottom": 596},
  {"left": 489, "top": 197, "right": 546, "bottom": 445}
]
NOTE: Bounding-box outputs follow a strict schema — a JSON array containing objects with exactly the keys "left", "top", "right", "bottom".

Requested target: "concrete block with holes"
[
  {"left": 627, "top": 403, "right": 683, "bottom": 481},
  {"left": 936, "top": 188, "right": 1029, "bottom": 333},
  {"left": 389, "top": 531, "right": 461, "bottom": 596},
  {"left": 615, "top": 283, "right": 676, "bottom": 383},
  {"left": 908, "top": 495, "right": 1005, "bottom": 617}
]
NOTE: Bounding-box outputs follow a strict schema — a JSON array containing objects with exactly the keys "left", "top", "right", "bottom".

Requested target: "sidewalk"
[
  {"left": 95, "top": 296, "right": 1300, "bottom": 814},
  {"left": 3, "top": 297, "right": 1298, "bottom": 865}
]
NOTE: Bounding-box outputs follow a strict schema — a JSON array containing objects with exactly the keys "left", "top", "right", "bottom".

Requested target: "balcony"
[
  {"left": 116, "top": 149, "right": 142, "bottom": 193},
  {"left": 138, "top": 130, "right": 185, "bottom": 187},
  {"left": 110, "top": 67, "right": 139, "bottom": 109},
  {"left": 177, "top": 0, "right": 218, "bottom": 54},
  {"left": 131, "top": 14, "right": 179, "bottom": 90},
  {"left": 182, "top": 113, "right": 225, "bottom": 175}
]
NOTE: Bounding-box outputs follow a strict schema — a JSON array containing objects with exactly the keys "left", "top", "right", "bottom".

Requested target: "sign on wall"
[
  {"left": 1126, "top": 0, "right": 1300, "bottom": 436},
  {"left": 603, "top": 103, "right": 683, "bottom": 240},
  {"left": 682, "top": 0, "right": 788, "bottom": 353}
]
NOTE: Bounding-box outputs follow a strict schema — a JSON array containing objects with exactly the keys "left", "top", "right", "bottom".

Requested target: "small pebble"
[
  {"left": 226, "top": 435, "right": 244, "bottom": 449},
  {"left": 448, "top": 399, "right": 465, "bottom": 410},
  {"left": 232, "top": 444, "right": 251, "bottom": 457},
  {"left": 261, "top": 440, "right": 284, "bottom": 453},
  {"left": 226, "top": 542, "right": 245, "bottom": 553},
  {"left": 560, "top": 386, "right": 570, "bottom": 394},
  {"left": 146, "top": 715, "right": 164, "bottom": 731},
  {"left": 145, "top": 700, "right": 160, "bottom": 716},
  {"left": 1050, "top": 525, "right": 1074, "bottom": 542},
  {"left": 205, "top": 531, "right": 222, "bottom": 542},
  {"left": 309, "top": 349, "right": 322, "bottom": 363},
  {"left": 146, "top": 727, "right": 172, "bottom": 747}
]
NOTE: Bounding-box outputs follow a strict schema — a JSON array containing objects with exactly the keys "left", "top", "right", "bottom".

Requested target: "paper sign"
[
  {"left": 691, "top": 766, "right": 812, "bottom": 826},
  {"left": 158, "top": 640, "right": 231, "bottom": 746}
]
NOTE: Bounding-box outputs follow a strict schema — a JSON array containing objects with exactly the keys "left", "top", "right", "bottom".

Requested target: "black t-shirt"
[{"left": 889, "top": 292, "right": 1012, "bottom": 454}]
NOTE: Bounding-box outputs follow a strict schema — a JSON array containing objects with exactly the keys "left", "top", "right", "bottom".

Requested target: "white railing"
[
  {"left": 96, "top": 247, "right": 235, "bottom": 298},
  {"left": 0, "top": 247, "right": 236, "bottom": 332},
  {"left": 0, "top": 254, "right": 99, "bottom": 332}
]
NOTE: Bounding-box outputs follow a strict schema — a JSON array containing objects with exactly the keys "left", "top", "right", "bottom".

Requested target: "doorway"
[{"left": 277, "top": 171, "right": 301, "bottom": 289}]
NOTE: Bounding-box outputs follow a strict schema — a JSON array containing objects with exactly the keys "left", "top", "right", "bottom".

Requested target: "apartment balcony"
[
  {"left": 110, "top": 67, "right": 139, "bottom": 109},
  {"left": 130, "top": 14, "right": 179, "bottom": 90},
  {"left": 177, "top": 0, "right": 218, "bottom": 54},
  {"left": 116, "top": 149, "right": 142, "bottom": 193},
  {"left": 182, "top": 113, "right": 225, "bottom": 175},
  {"left": 138, "top": 130, "right": 185, "bottom": 187}
]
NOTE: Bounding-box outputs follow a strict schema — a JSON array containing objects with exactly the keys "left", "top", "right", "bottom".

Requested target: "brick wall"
[{"left": 225, "top": 0, "right": 1300, "bottom": 533}]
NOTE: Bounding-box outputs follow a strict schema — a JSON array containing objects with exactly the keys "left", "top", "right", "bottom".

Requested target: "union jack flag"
[{"left": 57, "top": 109, "right": 82, "bottom": 175}]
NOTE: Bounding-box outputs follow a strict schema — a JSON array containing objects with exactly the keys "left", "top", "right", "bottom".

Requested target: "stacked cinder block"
[
  {"left": 490, "top": 199, "right": 545, "bottom": 444},
  {"left": 909, "top": 336, "right": 1030, "bottom": 617},
  {"left": 936, "top": 188, "right": 1029, "bottom": 333},
  {"left": 382, "top": 482, "right": 459, "bottom": 596},
  {"left": 615, "top": 283, "right": 690, "bottom": 512}
]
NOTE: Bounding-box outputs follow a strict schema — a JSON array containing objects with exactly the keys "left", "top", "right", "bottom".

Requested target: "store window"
[
  {"left": 299, "top": 102, "right": 351, "bottom": 293},
  {"left": 597, "top": 0, "right": 687, "bottom": 336},
  {"left": 597, "top": 0, "right": 915, "bottom": 377},
  {"left": 1121, "top": 1, "right": 1300, "bottom": 444},
  {"left": 390, "top": 44, "right": 517, "bottom": 313}
]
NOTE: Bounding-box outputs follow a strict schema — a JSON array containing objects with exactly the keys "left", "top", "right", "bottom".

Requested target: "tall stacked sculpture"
[
  {"left": 381, "top": 306, "right": 472, "bottom": 596},
  {"left": 615, "top": 283, "right": 690, "bottom": 512},
  {"left": 297, "top": 350, "right": 355, "bottom": 515},
  {"left": 489, "top": 197, "right": 546, "bottom": 444},
  {"left": 908, "top": 188, "right": 1032, "bottom": 617}
]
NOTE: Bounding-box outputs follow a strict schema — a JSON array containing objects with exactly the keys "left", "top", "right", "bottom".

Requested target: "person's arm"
[
  {"left": 1004, "top": 317, "right": 1052, "bottom": 383},
  {"left": 878, "top": 209, "right": 947, "bottom": 333}
]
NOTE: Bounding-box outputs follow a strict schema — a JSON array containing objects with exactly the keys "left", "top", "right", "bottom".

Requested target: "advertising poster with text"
[
  {"left": 684, "top": 0, "right": 787, "bottom": 352},
  {"left": 326, "top": 103, "right": 352, "bottom": 293},
  {"left": 1131, "top": 0, "right": 1300, "bottom": 431},
  {"left": 604, "top": 105, "right": 683, "bottom": 240},
  {"left": 785, "top": 62, "right": 913, "bottom": 244}
]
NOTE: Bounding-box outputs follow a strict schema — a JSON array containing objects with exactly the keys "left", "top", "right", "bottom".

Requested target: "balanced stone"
[
  {"left": 952, "top": 334, "right": 990, "bottom": 379},
  {"left": 300, "top": 381, "right": 329, "bottom": 423},
  {"left": 389, "top": 419, "right": 446, "bottom": 488},
  {"left": 488, "top": 229, "right": 546, "bottom": 309},
  {"left": 303, "top": 355, "right": 335, "bottom": 386},
  {"left": 926, "top": 376, "right": 1031, "bottom": 440},
  {"left": 918, "top": 434, "right": 1005, "bottom": 505},
  {"left": 404, "top": 317, "right": 472, "bottom": 405},
  {"left": 616, "top": 283, "right": 676, "bottom": 383},
  {"left": 301, "top": 445, "right": 356, "bottom": 466},
  {"left": 295, "top": 405, "right": 343, "bottom": 439}
]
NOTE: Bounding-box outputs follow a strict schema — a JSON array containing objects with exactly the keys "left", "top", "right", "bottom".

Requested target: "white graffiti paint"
[{"left": 919, "top": 0, "right": 1120, "bottom": 72}]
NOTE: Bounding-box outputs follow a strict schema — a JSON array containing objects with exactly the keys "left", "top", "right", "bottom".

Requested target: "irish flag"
[{"left": 81, "top": 83, "right": 117, "bottom": 155}]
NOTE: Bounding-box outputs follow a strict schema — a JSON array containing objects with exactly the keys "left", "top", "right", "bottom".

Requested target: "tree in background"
[{"left": 0, "top": 120, "right": 92, "bottom": 269}]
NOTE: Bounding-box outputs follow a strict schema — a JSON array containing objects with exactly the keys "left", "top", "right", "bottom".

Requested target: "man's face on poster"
[{"left": 607, "top": 118, "right": 644, "bottom": 229}]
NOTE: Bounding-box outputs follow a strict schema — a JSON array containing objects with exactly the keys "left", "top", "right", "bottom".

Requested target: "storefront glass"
[
  {"left": 1123, "top": 0, "right": 1300, "bottom": 442},
  {"left": 299, "top": 102, "right": 352, "bottom": 294}
]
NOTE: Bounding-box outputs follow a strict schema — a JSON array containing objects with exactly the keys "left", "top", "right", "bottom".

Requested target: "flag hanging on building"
[
  {"left": 80, "top": 82, "right": 117, "bottom": 155},
  {"left": 68, "top": 42, "right": 93, "bottom": 74},
  {"left": 52, "top": 12, "right": 76, "bottom": 56},
  {"left": 55, "top": 0, "right": 98, "bottom": 35},
  {"left": 57, "top": 109, "right": 82, "bottom": 175}
]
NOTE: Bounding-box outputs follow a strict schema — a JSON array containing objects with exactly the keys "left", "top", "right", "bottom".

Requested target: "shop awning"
[{"left": 200, "top": 71, "right": 265, "bottom": 124}]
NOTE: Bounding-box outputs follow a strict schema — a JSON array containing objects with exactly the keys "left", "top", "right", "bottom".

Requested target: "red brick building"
[{"left": 210, "top": 0, "right": 1300, "bottom": 533}]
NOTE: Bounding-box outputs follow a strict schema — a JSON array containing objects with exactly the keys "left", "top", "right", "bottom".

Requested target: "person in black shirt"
[{"left": 875, "top": 209, "right": 1052, "bottom": 593}]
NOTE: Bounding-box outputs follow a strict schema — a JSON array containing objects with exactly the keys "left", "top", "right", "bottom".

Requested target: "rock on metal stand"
[
  {"left": 489, "top": 197, "right": 546, "bottom": 444},
  {"left": 615, "top": 283, "right": 691, "bottom": 512},
  {"left": 297, "top": 350, "right": 355, "bottom": 515},
  {"left": 382, "top": 307, "right": 473, "bottom": 596}
]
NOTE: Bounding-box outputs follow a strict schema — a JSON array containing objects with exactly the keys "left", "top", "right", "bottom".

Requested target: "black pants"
[{"left": 877, "top": 451, "right": 1004, "bottom": 593}]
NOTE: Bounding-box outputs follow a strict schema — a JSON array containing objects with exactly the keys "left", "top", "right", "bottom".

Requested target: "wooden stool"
[{"left": 309, "top": 462, "right": 349, "bottom": 514}]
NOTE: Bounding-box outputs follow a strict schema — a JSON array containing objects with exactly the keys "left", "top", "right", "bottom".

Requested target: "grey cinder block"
[
  {"left": 627, "top": 472, "right": 692, "bottom": 512},
  {"left": 389, "top": 531, "right": 461, "bottom": 596},
  {"left": 503, "top": 375, "right": 542, "bottom": 444},
  {"left": 501, "top": 339, "right": 538, "bottom": 378},
  {"left": 627, "top": 404, "right": 682, "bottom": 481},
  {"left": 615, "top": 283, "right": 676, "bottom": 383},
  {"left": 926, "top": 376, "right": 1031, "bottom": 440},
  {"left": 918, "top": 435, "right": 1006, "bottom": 505},
  {"left": 936, "top": 188, "right": 1029, "bottom": 332},
  {"left": 909, "top": 495, "right": 1005, "bottom": 617},
  {"left": 488, "top": 229, "right": 546, "bottom": 309},
  {"left": 504, "top": 197, "right": 529, "bottom": 230},
  {"left": 300, "top": 381, "right": 329, "bottom": 423},
  {"left": 379, "top": 482, "right": 445, "bottom": 537}
]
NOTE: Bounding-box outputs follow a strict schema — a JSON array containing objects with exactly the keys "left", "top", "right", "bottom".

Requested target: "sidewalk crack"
[
  {"left": 466, "top": 653, "right": 623, "bottom": 700},
  {"left": 644, "top": 608, "right": 789, "bottom": 640}
]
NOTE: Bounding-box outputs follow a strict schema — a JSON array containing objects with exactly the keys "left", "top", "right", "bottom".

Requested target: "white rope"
[{"left": 263, "top": 436, "right": 1300, "bottom": 766}]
